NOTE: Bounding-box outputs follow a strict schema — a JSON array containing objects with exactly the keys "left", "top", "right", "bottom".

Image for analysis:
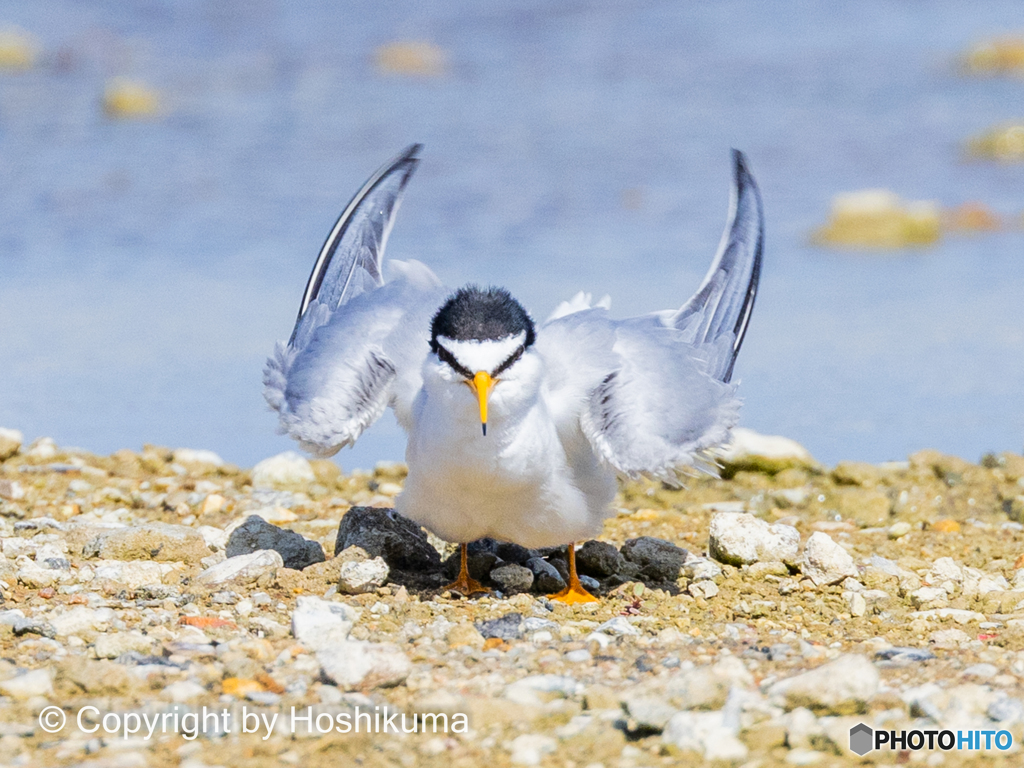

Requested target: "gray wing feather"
[
  {"left": 290, "top": 144, "right": 421, "bottom": 351},
  {"left": 264, "top": 146, "right": 442, "bottom": 456},
  {"left": 552, "top": 151, "right": 763, "bottom": 481},
  {"left": 670, "top": 149, "right": 764, "bottom": 382}
]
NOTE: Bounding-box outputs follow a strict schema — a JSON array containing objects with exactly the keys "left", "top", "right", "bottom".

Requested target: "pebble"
[
  {"left": 226, "top": 515, "right": 325, "bottom": 570},
  {"left": 801, "top": 532, "right": 858, "bottom": 586},
  {"left": 525, "top": 558, "right": 566, "bottom": 592},
  {"left": 594, "top": 616, "right": 639, "bottom": 636},
  {"left": 251, "top": 451, "right": 316, "bottom": 487},
  {"left": 334, "top": 506, "right": 441, "bottom": 573},
  {"left": 767, "top": 654, "right": 879, "bottom": 715},
  {"left": 84, "top": 522, "right": 210, "bottom": 564},
  {"left": 196, "top": 549, "right": 284, "bottom": 586},
  {"left": 662, "top": 710, "right": 748, "bottom": 761},
  {"left": 708, "top": 512, "right": 799, "bottom": 566},
  {"left": 887, "top": 521, "right": 912, "bottom": 539},
  {"left": 291, "top": 595, "right": 360, "bottom": 651},
  {"left": 337, "top": 557, "right": 390, "bottom": 594},
  {"left": 316, "top": 640, "right": 411, "bottom": 689},
  {"left": 476, "top": 613, "right": 524, "bottom": 641},
  {"left": 620, "top": 536, "right": 688, "bottom": 580},
  {"left": 171, "top": 448, "right": 224, "bottom": 467},
  {"left": 509, "top": 734, "right": 557, "bottom": 766},
  {"left": 94, "top": 631, "right": 154, "bottom": 659},
  {"left": 93, "top": 560, "right": 172, "bottom": 588},
  {"left": 490, "top": 563, "right": 534, "bottom": 594},
  {"left": 0, "top": 427, "right": 22, "bottom": 459},
  {"left": 664, "top": 656, "right": 753, "bottom": 710},
  {"left": 0, "top": 668, "right": 53, "bottom": 699}
]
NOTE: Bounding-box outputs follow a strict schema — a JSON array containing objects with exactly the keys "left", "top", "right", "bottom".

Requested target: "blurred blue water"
[{"left": 0, "top": 1, "right": 1022, "bottom": 469}]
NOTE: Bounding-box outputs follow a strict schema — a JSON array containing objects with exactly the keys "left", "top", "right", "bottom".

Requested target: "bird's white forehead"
[{"left": 436, "top": 332, "right": 527, "bottom": 373}]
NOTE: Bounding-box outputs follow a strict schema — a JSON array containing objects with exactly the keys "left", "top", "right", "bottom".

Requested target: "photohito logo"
[{"left": 849, "top": 723, "right": 1016, "bottom": 755}]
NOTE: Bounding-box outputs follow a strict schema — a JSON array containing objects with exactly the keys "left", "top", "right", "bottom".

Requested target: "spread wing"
[
  {"left": 263, "top": 146, "right": 445, "bottom": 456},
  {"left": 539, "top": 150, "right": 764, "bottom": 481}
]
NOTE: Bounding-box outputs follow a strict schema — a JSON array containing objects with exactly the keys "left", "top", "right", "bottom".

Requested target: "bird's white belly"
[{"left": 398, "top": 397, "right": 609, "bottom": 548}]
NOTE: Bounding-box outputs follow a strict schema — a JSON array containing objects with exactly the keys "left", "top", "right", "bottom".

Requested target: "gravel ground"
[{"left": 1, "top": 428, "right": 1024, "bottom": 767}]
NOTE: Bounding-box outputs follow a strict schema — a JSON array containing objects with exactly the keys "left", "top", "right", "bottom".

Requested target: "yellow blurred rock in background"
[
  {"left": 943, "top": 201, "right": 1002, "bottom": 232},
  {"left": 966, "top": 123, "right": 1024, "bottom": 162},
  {"left": 812, "top": 189, "right": 941, "bottom": 249},
  {"left": 102, "top": 77, "right": 160, "bottom": 119},
  {"left": 373, "top": 41, "right": 447, "bottom": 77},
  {"left": 961, "top": 35, "right": 1024, "bottom": 76},
  {"left": 0, "top": 26, "right": 37, "bottom": 71}
]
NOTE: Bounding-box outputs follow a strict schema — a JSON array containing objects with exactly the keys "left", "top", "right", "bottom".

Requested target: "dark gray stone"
[
  {"left": 476, "top": 612, "right": 523, "bottom": 640},
  {"left": 579, "top": 574, "right": 601, "bottom": 592},
  {"left": 334, "top": 507, "right": 441, "bottom": 572},
  {"left": 525, "top": 557, "right": 566, "bottom": 593},
  {"left": 874, "top": 647, "right": 936, "bottom": 666},
  {"left": 576, "top": 540, "right": 626, "bottom": 577},
  {"left": 620, "top": 536, "right": 688, "bottom": 581},
  {"left": 227, "top": 515, "right": 325, "bottom": 570},
  {"left": 12, "top": 618, "right": 55, "bottom": 638},
  {"left": 495, "top": 542, "right": 533, "bottom": 565},
  {"left": 490, "top": 564, "right": 534, "bottom": 594}
]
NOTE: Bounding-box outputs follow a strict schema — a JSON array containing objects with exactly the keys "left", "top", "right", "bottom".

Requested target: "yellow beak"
[{"left": 470, "top": 371, "right": 494, "bottom": 436}]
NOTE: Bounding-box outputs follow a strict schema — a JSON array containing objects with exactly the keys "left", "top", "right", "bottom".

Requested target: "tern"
[{"left": 265, "top": 145, "right": 763, "bottom": 603}]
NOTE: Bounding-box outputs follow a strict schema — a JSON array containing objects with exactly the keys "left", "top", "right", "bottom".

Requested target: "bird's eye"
[{"left": 435, "top": 345, "right": 473, "bottom": 378}]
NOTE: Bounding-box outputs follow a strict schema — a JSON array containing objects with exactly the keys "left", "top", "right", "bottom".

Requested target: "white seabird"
[{"left": 264, "top": 145, "right": 764, "bottom": 602}]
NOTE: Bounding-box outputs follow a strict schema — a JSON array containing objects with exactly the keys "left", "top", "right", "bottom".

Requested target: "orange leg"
[
  {"left": 442, "top": 543, "right": 490, "bottom": 597},
  {"left": 548, "top": 542, "right": 599, "bottom": 604}
]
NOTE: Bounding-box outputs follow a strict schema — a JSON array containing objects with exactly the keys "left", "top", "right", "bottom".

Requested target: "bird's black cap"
[{"left": 430, "top": 286, "right": 536, "bottom": 350}]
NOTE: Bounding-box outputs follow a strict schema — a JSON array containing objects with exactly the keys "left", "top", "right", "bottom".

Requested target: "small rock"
[
  {"left": 226, "top": 515, "right": 325, "bottom": 570},
  {"left": 93, "top": 560, "right": 172, "bottom": 589},
  {"left": 664, "top": 656, "right": 753, "bottom": 710},
  {"left": 688, "top": 581, "right": 719, "bottom": 599},
  {"left": 887, "top": 521, "right": 912, "bottom": 539},
  {"left": 196, "top": 549, "right": 283, "bottom": 586},
  {"left": 682, "top": 555, "right": 723, "bottom": 581},
  {"left": 525, "top": 558, "right": 565, "bottom": 593},
  {"left": 0, "top": 427, "right": 22, "bottom": 460},
  {"left": 317, "top": 641, "right": 411, "bottom": 689},
  {"left": 0, "top": 668, "right": 52, "bottom": 699},
  {"left": 911, "top": 587, "right": 950, "bottom": 610},
  {"left": 334, "top": 507, "right": 441, "bottom": 573},
  {"left": 94, "top": 631, "right": 154, "bottom": 659},
  {"left": 338, "top": 557, "right": 390, "bottom": 594},
  {"left": 874, "top": 646, "right": 936, "bottom": 666},
  {"left": 0, "top": 479, "right": 25, "bottom": 501},
  {"left": 767, "top": 654, "right": 879, "bottom": 715},
  {"left": 476, "top": 613, "right": 523, "bottom": 641},
  {"left": 575, "top": 540, "right": 626, "bottom": 577},
  {"left": 716, "top": 427, "right": 817, "bottom": 475},
  {"left": 709, "top": 513, "right": 799, "bottom": 566},
  {"left": 620, "top": 537, "right": 688, "bottom": 580},
  {"left": 291, "top": 595, "right": 360, "bottom": 651},
  {"left": 844, "top": 591, "right": 867, "bottom": 617},
  {"left": 50, "top": 606, "right": 116, "bottom": 637},
  {"left": 172, "top": 448, "right": 224, "bottom": 467},
  {"left": 84, "top": 522, "right": 210, "bottom": 564},
  {"left": 662, "top": 710, "right": 748, "bottom": 761},
  {"left": 490, "top": 563, "right": 534, "bottom": 594},
  {"left": 594, "top": 616, "right": 639, "bottom": 636},
  {"left": 509, "top": 733, "right": 557, "bottom": 766},
  {"left": 12, "top": 617, "right": 55, "bottom": 638},
  {"left": 251, "top": 452, "right": 315, "bottom": 487},
  {"left": 447, "top": 623, "right": 485, "bottom": 649},
  {"left": 801, "top": 532, "right": 858, "bottom": 586}
]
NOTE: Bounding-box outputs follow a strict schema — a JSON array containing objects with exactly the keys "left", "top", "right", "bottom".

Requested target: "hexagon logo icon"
[{"left": 849, "top": 723, "right": 874, "bottom": 756}]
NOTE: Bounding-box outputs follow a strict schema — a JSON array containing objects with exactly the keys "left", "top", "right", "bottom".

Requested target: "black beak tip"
[{"left": 482, "top": 423, "right": 487, "bottom": 436}]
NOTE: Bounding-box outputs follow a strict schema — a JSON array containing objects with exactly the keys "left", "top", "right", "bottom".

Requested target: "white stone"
[
  {"left": 801, "top": 532, "right": 858, "bottom": 586},
  {"left": 291, "top": 595, "right": 360, "bottom": 651},
  {"left": 911, "top": 586, "right": 950, "bottom": 610},
  {"left": 0, "top": 669, "right": 52, "bottom": 699},
  {"left": 504, "top": 675, "right": 583, "bottom": 705},
  {"left": 509, "top": 734, "right": 557, "bottom": 766},
  {"left": 716, "top": 427, "right": 814, "bottom": 465},
  {"left": 94, "top": 631, "right": 155, "bottom": 659},
  {"left": 196, "top": 549, "right": 283, "bottom": 586},
  {"left": 887, "top": 521, "right": 912, "bottom": 539},
  {"left": 172, "top": 448, "right": 224, "bottom": 467},
  {"left": 337, "top": 558, "right": 389, "bottom": 594},
  {"left": 93, "top": 560, "right": 174, "bottom": 588},
  {"left": 25, "top": 437, "right": 57, "bottom": 459},
  {"left": 317, "top": 641, "right": 411, "bottom": 689},
  {"left": 709, "top": 512, "right": 800, "bottom": 566},
  {"left": 197, "top": 526, "right": 228, "bottom": 552},
  {"left": 50, "top": 606, "right": 117, "bottom": 637},
  {"left": 163, "top": 680, "right": 207, "bottom": 702},
  {"left": 0, "top": 480, "right": 25, "bottom": 501},
  {"left": 0, "top": 427, "right": 23, "bottom": 459},
  {"left": 662, "top": 710, "right": 748, "bottom": 761},
  {"left": 664, "top": 656, "right": 754, "bottom": 711},
  {"left": 688, "top": 580, "right": 719, "bottom": 599},
  {"left": 594, "top": 616, "right": 639, "bottom": 636},
  {"left": 845, "top": 591, "right": 867, "bottom": 617},
  {"left": 17, "top": 561, "right": 64, "bottom": 588},
  {"left": 925, "top": 557, "right": 963, "bottom": 587},
  {"left": 251, "top": 452, "right": 315, "bottom": 487},
  {"left": 767, "top": 654, "right": 879, "bottom": 713}
]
